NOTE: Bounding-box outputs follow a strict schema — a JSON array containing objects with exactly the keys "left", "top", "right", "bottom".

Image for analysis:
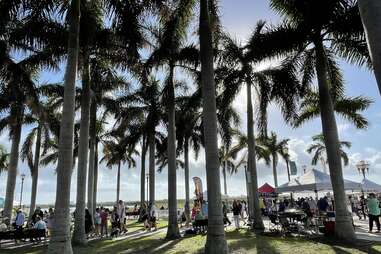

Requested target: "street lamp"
[
  {"left": 302, "top": 165, "right": 307, "bottom": 174},
  {"left": 356, "top": 160, "right": 370, "bottom": 179},
  {"left": 146, "top": 173, "right": 149, "bottom": 202},
  {"left": 19, "top": 173, "right": 26, "bottom": 209},
  {"left": 282, "top": 146, "right": 291, "bottom": 182}
]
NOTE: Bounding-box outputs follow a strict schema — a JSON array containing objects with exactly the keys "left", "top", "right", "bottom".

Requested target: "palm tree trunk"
[
  {"left": 184, "top": 138, "right": 190, "bottom": 217},
  {"left": 222, "top": 161, "right": 227, "bottom": 196},
  {"left": 87, "top": 101, "right": 96, "bottom": 216},
  {"left": 28, "top": 124, "right": 42, "bottom": 221},
  {"left": 358, "top": 0, "right": 381, "bottom": 95},
  {"left": 272, "top": 154, "right": 278, "bottom": 187},
  {"left": 3, "top": 107, "right": 23, "bottom": 221},
  {"left": 48, "top": 0, "right": 80, "bottom": 252},
  {"left": 116, "top": 161, "right": 121, "bottom": 202},
  {"left": 244, "top": 166, "right": 254, "bottom": 220},
  {"left": 140, "top": 140, "right": 146, "bottom": 206},
  {"left": 73, "top": 53, "right": 91, "bottom": 245},
  {"left": 200, "top": 0, "right": 228, "bottom": 252},
  {"left": 149, "top": 130, "right": 155, "bottom": 204},
  {"left": 165, "top": 65, "right": 180, "bottom": 239},
  {"left": 246, "top": 79, "right": 264, "bottom": 230},
  {"left": 314, "top": 39, "right": 356, "bottom": 241},
  {"left": 93, "top": 139, "right": 98, "bottom": 209}
]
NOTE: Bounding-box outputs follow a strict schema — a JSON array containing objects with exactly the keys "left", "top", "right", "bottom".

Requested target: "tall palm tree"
[
  {"left": 307, "top": 134, "right": 351, "bottom": 172},
  {"left": 47, "top": 0, "right": 80, "bottom": 252},
  {"left": 101, "top": 137, "right": 137, "bottom": 202},
  {"left": 176, "top": 94, "right": 203, "bottom": 218},
  {"left": 259, "top": 132, "right": 289, "bottom": 187},
  {"left": 199, "top": 0, "right": 228, "bottom": 252},
  {"left": 219, "top": 26, "right": 302, "bottom": 229},
  {"left": 268, "top": 0, "right": 369, "bottom": 240},
  {"left": 358, "top": 0, "right": 381, "bottom": 94},
  {"left": 20, "top": 105, "right": 57, "bottom": 221},
  {"left": 145, "top": 0, "right": 198, "bottom": 239}
]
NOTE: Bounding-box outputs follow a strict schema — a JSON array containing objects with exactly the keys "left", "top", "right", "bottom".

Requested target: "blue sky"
[{"left": 1, "top": 0, "right": 380, "bottom": 205}]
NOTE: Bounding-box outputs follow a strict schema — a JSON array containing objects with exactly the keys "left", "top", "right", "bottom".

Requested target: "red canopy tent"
[{"left": 258, "top": 183, "right": 277, "bottom": 197}]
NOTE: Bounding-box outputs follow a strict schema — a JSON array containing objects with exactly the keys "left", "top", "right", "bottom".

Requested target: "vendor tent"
[
  {"left": 258, "top": 183, "right": 276, "bottom": 193},
  {"left": 361, "top": 178, "right": 381, "bottom": 192},
  {"left": 276, "top": 169, "right": 361, "bottom": 193}
]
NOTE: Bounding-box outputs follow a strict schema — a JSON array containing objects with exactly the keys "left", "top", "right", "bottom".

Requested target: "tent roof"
[
  {"left": 361, "top": 178, "right": 381, "bottom": 192},
  {"left": 258, "top": 183, "right": 276, "bottom": 193},
  {"left": 276, "top": 169, "right": 361, "bottom": 193}
]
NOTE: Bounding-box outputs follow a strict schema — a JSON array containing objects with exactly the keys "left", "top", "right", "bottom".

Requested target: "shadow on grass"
[{"left": 313, "top": 237, "right": 381, "bottom": 254}]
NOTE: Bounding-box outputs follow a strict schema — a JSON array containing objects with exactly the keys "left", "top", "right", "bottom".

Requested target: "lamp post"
[
  {"left": 19, "top": 173, "right": 26, "bottom": 209},
  {"left": 302, "top": 165, "right": 307, "bottom": 174},
  {"left": 356, "top": 160, "right": 370, "bottom": 179},
  {"left": 282, "top": 147, "right": 291, "bottom": 182},
  {"left": 146, "top": 173, "right": 149, "bottom": 202}
]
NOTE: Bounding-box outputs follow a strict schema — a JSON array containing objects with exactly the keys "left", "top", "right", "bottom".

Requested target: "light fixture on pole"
[
  {"left": 282, "top": 146, "right": 291, "bottom": 182},
  {"left": 19, "top": 173, "right": 26, "bottom": 209},
  {"left": 356, "top": 160, "right": 370, "bottom": 179}
]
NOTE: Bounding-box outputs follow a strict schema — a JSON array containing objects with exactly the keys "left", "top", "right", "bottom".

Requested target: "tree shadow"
[{"left": 312, "top": 237, "right": 381, "bottom": 254}]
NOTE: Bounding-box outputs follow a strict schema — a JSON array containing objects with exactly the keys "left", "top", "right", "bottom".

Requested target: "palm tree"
[
  {"left": 145, "top": 0, "right": 198, "bottom": 239},
  {"left": 176, "top": 95, "right": 203, "bottom": 218},
  {"left": 20, "top": 105, "right": 57, "bottom": 221},
  {"left": 267, "top": 0, "right": 369, "bottom": 240},
  {"left": 199, "top": 0, "right": 228, "bottom": 252},
  {"left": 307, "top": 134, "right": 351, "bottom": 173},
  {"left": 47, "top": 0, "right": 80, "bottom": 252},
  {"left": 259, "top": 132, "right": 289, "bottom": 187},
  {"left": 358, "top": 0, "right": 381, "bottom": 94},
  {"left": 101, "top": 137, "right": 137, "bottom": 202},
  {"left": 294, "top": 90, "right": 371, "bottom": 130},
  {"left": 219, "top": 26, "right": 301, "bottom": 229}
]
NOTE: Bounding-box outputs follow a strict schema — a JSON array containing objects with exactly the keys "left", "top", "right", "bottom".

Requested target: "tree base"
[
  {"left": 71, "top": 233, "right": 88, "bottom": 246},
  {"left": 165, "top": 223, "right": 180, "bottom": 240},
  {"left": 47, "top": 239, "right": 73, "bottom": 254},
  {"left": 335, "top": 214, "right": 356, "bottom": 241},
  {"left": 205, "top": 234, "right": 228, "bottom": 254}
]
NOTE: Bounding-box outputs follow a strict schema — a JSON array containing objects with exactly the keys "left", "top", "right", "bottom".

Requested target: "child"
[{"left": 94, "top": 208, "right": 102, "bottom": 236}]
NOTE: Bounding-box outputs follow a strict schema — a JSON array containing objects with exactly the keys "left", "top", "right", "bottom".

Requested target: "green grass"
[{"left": 2, "top": 224, "right": 381, "bottom": 254}]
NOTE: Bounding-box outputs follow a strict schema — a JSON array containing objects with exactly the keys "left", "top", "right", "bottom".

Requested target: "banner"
[
  {"left": 290, "top": 161, "right": 297, "bottom": 175},
  {"left": 193, "top": 177, "right": 203, "bottom": 201}
]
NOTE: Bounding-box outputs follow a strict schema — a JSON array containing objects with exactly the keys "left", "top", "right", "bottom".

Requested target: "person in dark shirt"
[{"left": 318, "top": 197, "right": 329, "bottom": 212}]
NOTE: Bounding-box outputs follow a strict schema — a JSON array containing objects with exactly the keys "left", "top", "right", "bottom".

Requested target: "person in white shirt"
[{"left": 148, "top": 202, "right": 157, "bottom": 231}]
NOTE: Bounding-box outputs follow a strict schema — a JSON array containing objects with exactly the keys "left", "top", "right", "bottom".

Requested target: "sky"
[{"left": 1, "top": 0, "right": 381, "bottom": 206}]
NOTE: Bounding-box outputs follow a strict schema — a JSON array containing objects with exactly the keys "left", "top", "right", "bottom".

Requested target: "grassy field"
[{"left": 2, "top": 221, "right": 381, "bottom": 254}]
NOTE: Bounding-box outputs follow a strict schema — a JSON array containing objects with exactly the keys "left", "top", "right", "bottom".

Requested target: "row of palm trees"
[{"left": 1, "top": 0, "right": 380, "bottom": 253}]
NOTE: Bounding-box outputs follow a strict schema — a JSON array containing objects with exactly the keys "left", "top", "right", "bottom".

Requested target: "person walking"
[
  {"left": 367, "top": 193, "right": 380, "bottom": 233},
  {"left": 232, "top": 200, "right": 241, "bottom": 229}
]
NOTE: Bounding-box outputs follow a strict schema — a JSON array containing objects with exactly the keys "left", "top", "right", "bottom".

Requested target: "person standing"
[
  {"left": 367, "top": 193, "right": 380, "bottom": 233},
  {"left": 222, "top": 201, "right": 231, "bottom": 226},
  {"left": 117, "top": 200, "right": 127, "bottom": 233},
  {"left": 94, "top": 208, "right": 102, "bottom": 236},
  {"left": 360, "top": 195, "right": 368, "bottom": 220},
  {"left": 14, "top": 209, "right": 25, "bottom": 242},
  {"left": 100, "top": 207, "right": 109, "bottom": 237},
  {"left": 46, "top": 208, "right": 54, "bottom": 237},
  {"left": 232, "top": 200, "right": 241, "bottom": 229}
]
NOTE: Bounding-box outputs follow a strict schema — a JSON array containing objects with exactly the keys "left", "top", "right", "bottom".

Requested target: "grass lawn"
[{"left": 2, "top": 223, "right": 381, "bottom": 254}]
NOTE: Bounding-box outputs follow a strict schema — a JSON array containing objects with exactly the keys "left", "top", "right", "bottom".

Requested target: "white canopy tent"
[
  {"left": 361, "top": 178, "right": 381, "bottom": 192},
  {"left": 276, "top": 169, "right": 361, "bottom": 193}
]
